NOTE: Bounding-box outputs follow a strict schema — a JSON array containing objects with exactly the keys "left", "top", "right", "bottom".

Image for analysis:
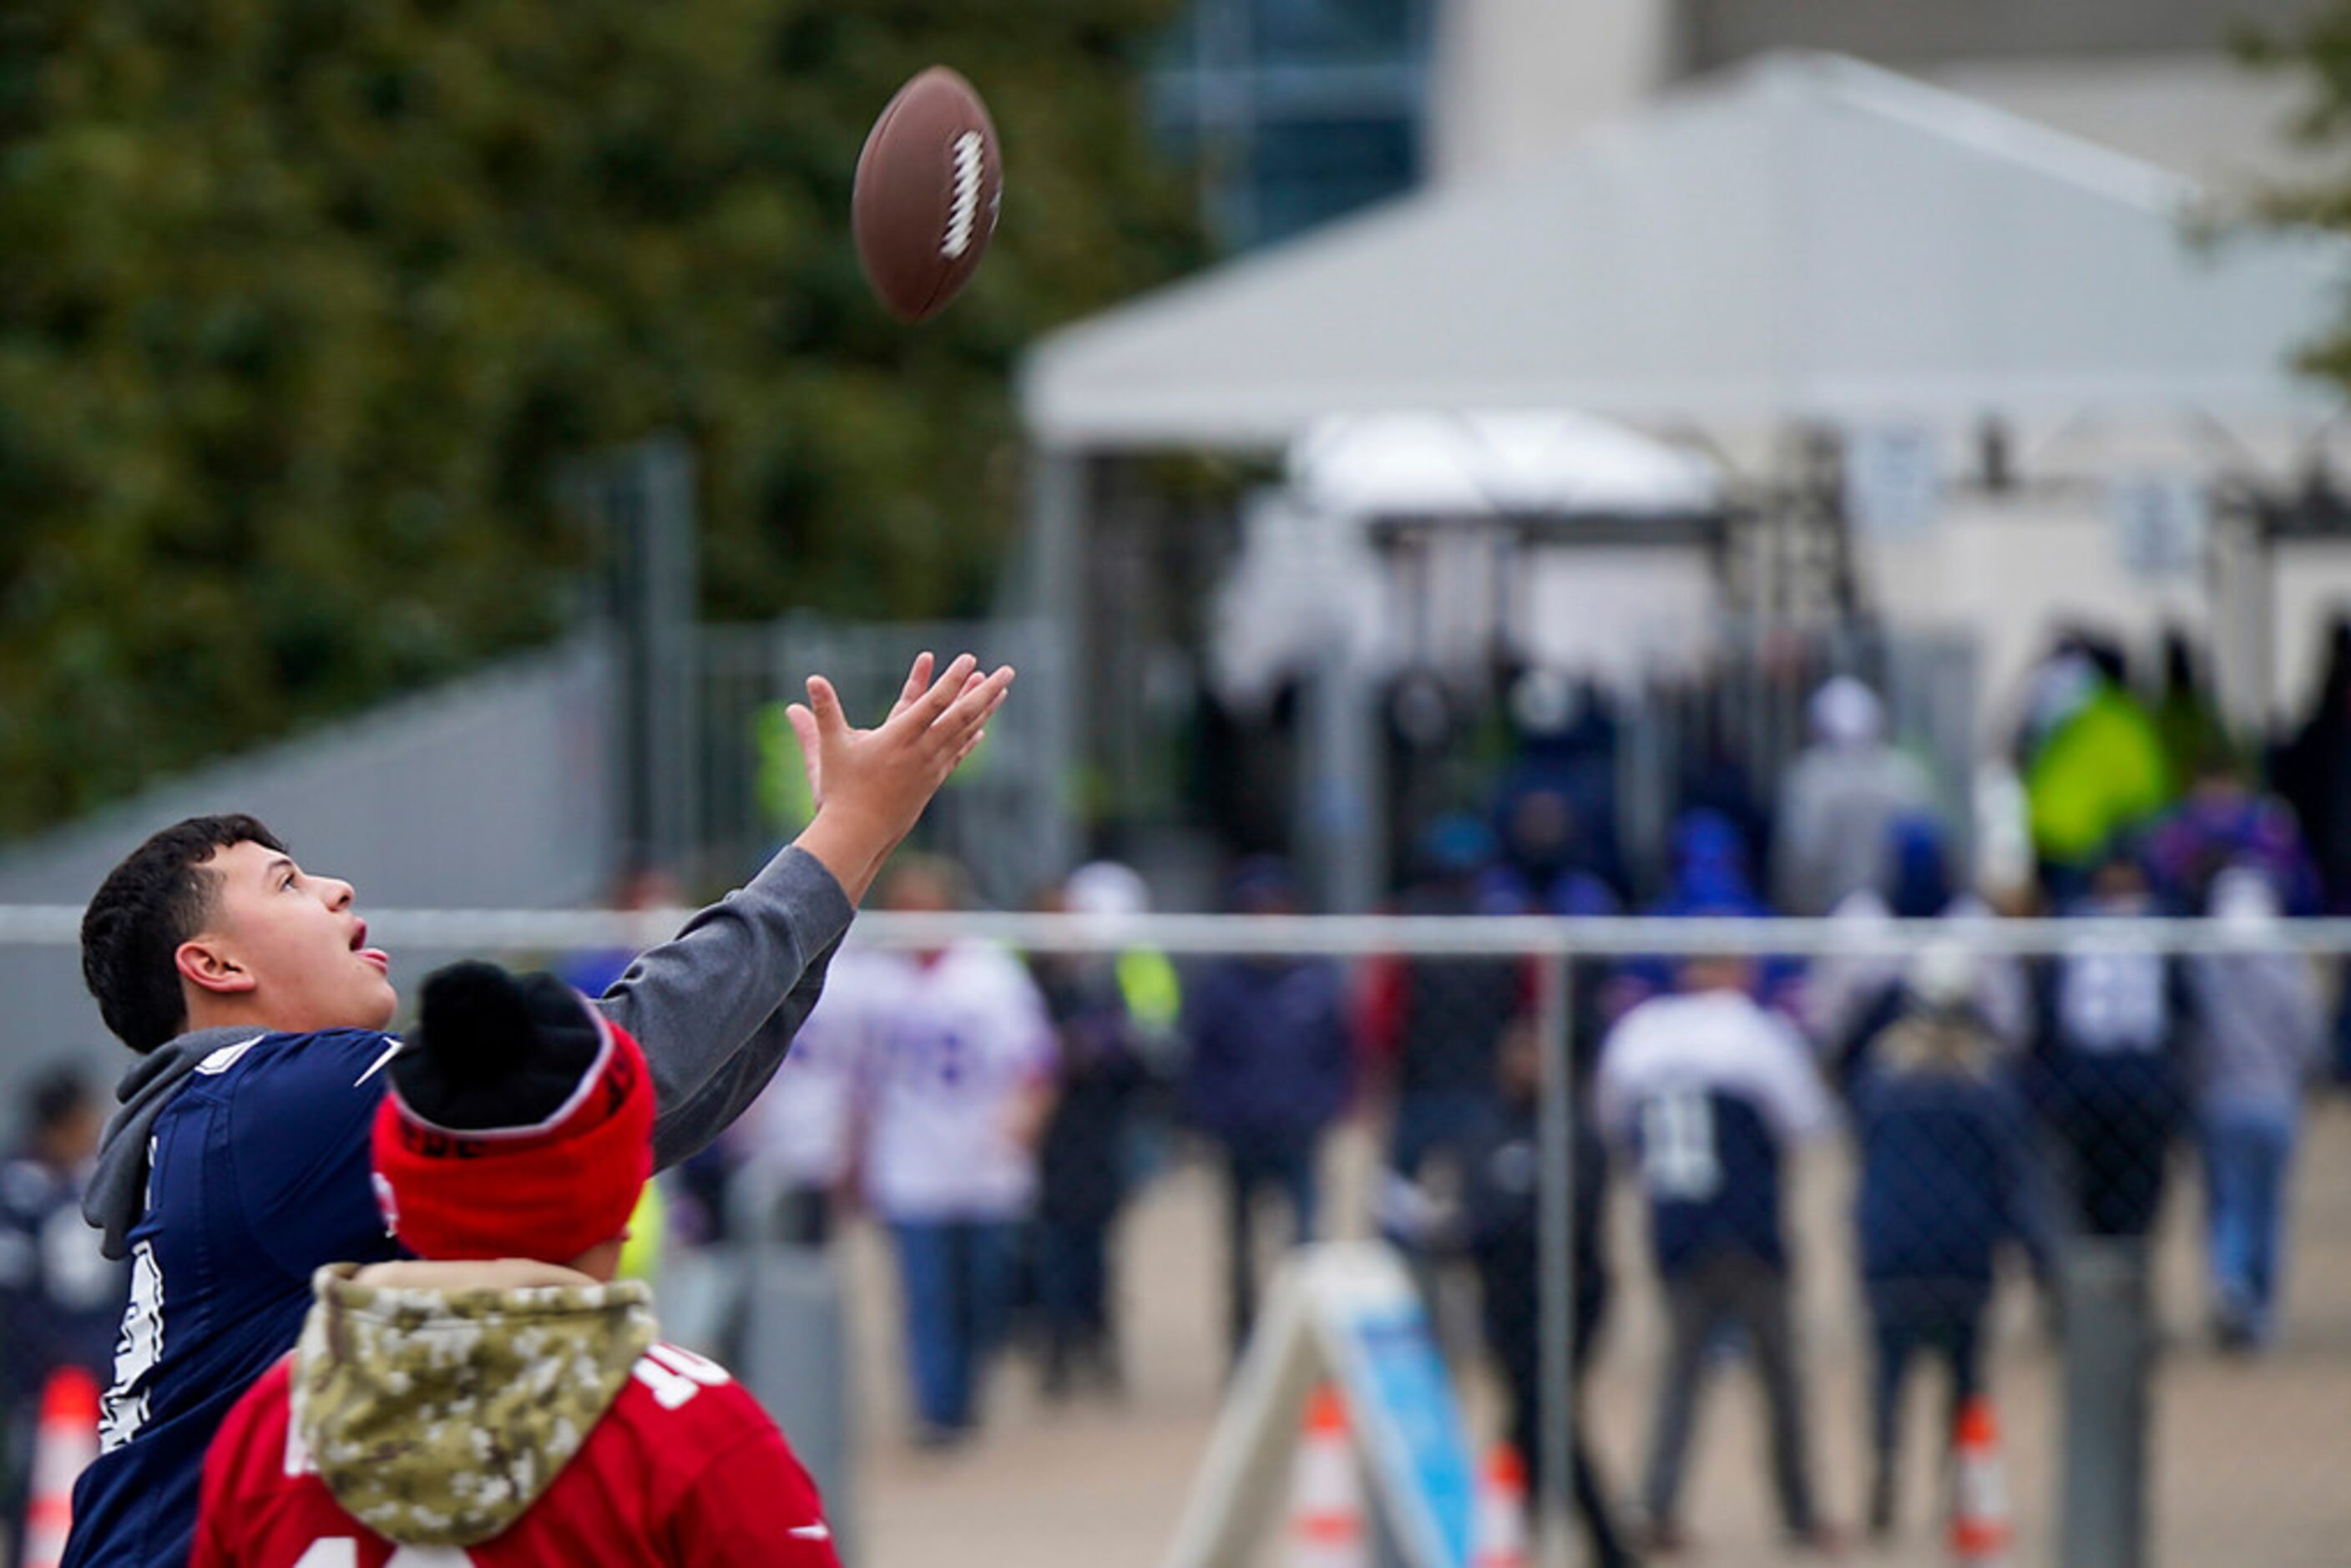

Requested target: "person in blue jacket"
[
  {"left": 1616, "top": 810, "right": 1803, "bottom": 1018},
  {"left": 59, "top": 650, "right": 1010, "bottom": 1568},
  {"left": 1181, "top": 857, "right": 1356, "bottom": 1360},
  {"left": 1851, "top": 947, "right": 2041, "bottom": 1539}
]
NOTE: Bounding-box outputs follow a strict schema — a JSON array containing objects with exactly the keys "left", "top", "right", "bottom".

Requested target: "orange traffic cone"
[
  {"left": 1287, "top": 1383, "right": 1367, "bottom": 1568},
  {"left": 1471, "top": 1444, "right": 1531, "bottom": 1568},
  {"left": 1950, "top": 1395, "right": 2013, "bottom": 1566},
  {"left": 22, "top": 1367, "right": 101, "bottom": 1568}
]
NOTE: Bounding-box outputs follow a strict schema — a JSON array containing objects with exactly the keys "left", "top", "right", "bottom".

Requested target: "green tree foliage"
[
  {"left": 2241, "top": 7, "right": 2351, "bottom": 388},
  {"left": 0, "top": 1, "right": 1198, "bottom": 832}
]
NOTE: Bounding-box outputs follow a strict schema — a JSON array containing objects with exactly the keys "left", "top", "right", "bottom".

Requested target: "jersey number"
[
  {"left": 632, "top": 1341, "right": 732, "bottom": 1409},
  {"left": 2058, "top": 950, "right": 2166, "bottom": 1055},
  {"left": 292, "top": 1545, "right": 473, "bottom": 1566},
  {"left": 886, "top": 1024, "right": 975, "bottom": 1091},
  {"left": 1640, "top": 1090, "right": 1722, "bottom": 1201},
  {"left": 99, "top": 1241, "right": 164, "bottom": 1453}
]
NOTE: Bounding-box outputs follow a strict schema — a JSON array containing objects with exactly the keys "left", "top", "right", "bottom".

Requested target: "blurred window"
[
  {"left": 1244, "top": 117, "right": 1418, "bottom": 244},
  {"left": 1251, "top": 0, "right": 1423, "bottom": 66},
  {"left": 1152, "top": 0, "right": 1430, "bottom": 250}
]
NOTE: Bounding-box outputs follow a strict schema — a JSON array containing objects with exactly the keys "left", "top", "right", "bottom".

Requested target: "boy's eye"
[{"left": 281, "top": 873, "right": 298, "bottom": 891}]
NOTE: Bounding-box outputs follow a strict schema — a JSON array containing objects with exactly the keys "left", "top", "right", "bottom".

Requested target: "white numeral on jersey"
[
  {"left": 2058, "top": 949, "right": 2166, "bottom": 1054},
  {"left": 1640, "top": 1090, "right": 1722, "bottom": 1201},
  {"left": 631, "top": 1342, "right": 732, "bottom": 1409},
  {"left": 99, "top": 1241, "right": 164, "bottom": 1453},
  {"left": 293, "top": 1542, "right": 475, "bottom": 1566}
]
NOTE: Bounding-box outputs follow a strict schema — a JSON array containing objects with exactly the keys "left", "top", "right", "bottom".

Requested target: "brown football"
[{"left": 852, "top": 67, "right": 1003, "bottom": 323}]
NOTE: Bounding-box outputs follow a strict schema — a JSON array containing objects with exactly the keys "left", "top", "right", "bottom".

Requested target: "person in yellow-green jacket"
[{"left": 2021, "top": 641, "right": 2174, "bottom": 899}]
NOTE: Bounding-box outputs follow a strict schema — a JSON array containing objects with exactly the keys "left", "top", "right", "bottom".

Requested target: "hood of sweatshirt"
[
  {"left": 84, "top": 1025, "right": 272, "bottom": 1259},
  {"left": 292, "top": 1261, "right": 658, "bottom": 1548}
]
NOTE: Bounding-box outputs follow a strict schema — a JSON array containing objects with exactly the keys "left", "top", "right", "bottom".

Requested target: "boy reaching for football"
[{"left": 63, "top": 652, "right": 1009, "bottom": 1567}]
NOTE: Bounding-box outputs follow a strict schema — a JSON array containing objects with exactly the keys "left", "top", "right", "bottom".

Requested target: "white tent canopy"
[
  {"left": 1021, "top": 52, "right": 2348, "bottom": 452},
  {"left": 1287, "top": 409, "right": 1719, "bottom": 519}
]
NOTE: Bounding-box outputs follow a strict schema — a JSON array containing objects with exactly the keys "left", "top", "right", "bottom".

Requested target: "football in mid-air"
[{"left": 852, "top": 67, "right": 1003, "bottom": 323}]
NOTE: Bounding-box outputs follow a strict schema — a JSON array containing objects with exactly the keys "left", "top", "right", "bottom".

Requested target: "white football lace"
[{"left": 942, "top": 130, "right": 985, "bottom": 259}]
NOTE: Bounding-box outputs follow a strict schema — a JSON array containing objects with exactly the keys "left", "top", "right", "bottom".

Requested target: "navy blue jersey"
[
  {"left": 2026, "top": 945, "right": 2189, "bottom": 1140},
  {"left": 0, "top": 1156, "right": 126, "bottom": 1403},
  {"left": 1630, "top": 1086, "right": 1789, "bottom": 1277},
  {"left": 64, "top": 1030, "right": 399, "bottom": 1568},
  {"left": 1596, "top": 991, "right": 1832, "bottom": 1281}
]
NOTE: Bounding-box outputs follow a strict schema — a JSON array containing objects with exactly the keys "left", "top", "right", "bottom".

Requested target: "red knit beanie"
[{"left": 371, "top": 961, "right": 655, "bottom": 1265}]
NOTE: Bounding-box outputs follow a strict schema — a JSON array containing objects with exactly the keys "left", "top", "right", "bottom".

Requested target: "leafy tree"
[
  {"left": 2241, "top": 6, "right": 2351, "bottom": 390},
  {"left": 0, "top": 0, "right": 1199, "bottom": 832}
]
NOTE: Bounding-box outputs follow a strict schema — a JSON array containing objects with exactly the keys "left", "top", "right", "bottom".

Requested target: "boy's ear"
[{"left": 175, "top": 938, "right": 257, "bottom": 999}]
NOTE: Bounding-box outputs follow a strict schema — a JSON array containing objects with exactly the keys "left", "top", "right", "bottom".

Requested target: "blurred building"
[
  {"left": 1682, "top": 0, "right": 2329, "bottom": 191},
  {"left": 1150, "top": 0, "right": 1437, "bottom": 250},
  {"left": 1168, "top": 0, "right": 2334, "bottom": 250}
]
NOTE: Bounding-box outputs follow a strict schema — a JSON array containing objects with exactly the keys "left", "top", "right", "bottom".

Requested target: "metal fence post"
[
  {"left": 564, "top": 434, "right": 701, "bottom": 879},
  {"left": 2061, "top": 1239, "right": 2152, "bottom": 1568},
  {"left": 732, "top": 1243, "right": 859, "bottom": 1566},
  {"left": 1534, "top": 949, "right": 1575, "bottom": 1568}
]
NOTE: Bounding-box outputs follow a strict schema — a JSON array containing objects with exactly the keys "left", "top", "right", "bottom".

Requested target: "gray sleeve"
[
  {"left": 1773, "top": 762, "right": 1820, "bottom": 915},
  {"left": 593, "top": 846, "right": 857, "bottom": 1170}
]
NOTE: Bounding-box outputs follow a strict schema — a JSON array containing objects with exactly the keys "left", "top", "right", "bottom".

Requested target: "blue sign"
[{"left": 1339, "top": 1303, "right": 1477, "bottom": 1566}]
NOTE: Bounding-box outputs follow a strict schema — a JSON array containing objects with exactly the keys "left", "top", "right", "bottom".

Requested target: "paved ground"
[{"left": 837, "top": 1101, "right": 2351, "bottom": 1568}]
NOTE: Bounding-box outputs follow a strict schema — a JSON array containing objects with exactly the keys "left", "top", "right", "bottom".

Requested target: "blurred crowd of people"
[
  {"left": 1371, "top": 622, "right": 2346, "bottom": 1556},
  {"left": 1342, "top": 622, "right": 2340, "bottom": 1555},
  {"left": 647, "top": 618, "right": 2349, "bottom": 1563}
]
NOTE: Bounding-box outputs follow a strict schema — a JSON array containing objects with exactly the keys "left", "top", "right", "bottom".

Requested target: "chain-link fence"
[
  {"left": 6, "top": 904, "right": 2347, "bottom": 1568},
  {"left": 814, "top": 910, "right": 2346, "bottom": 1568},
  {"left": 698, "top": 618, "right": 1074, "bottom": 905}
]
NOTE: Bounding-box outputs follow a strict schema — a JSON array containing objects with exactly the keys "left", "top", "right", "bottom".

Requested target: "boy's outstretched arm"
[{"left": 599, "top": 652, "right": 1014, "bottom": 1167}]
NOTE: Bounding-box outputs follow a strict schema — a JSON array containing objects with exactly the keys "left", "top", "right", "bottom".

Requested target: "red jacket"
[{"left": 192, "top": 1347, "right": 841, "bottom": 1568}]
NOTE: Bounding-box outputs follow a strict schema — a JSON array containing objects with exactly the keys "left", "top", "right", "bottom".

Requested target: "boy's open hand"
[{"left": 786, "top": 651, "right": 1014, "bottom": 902}]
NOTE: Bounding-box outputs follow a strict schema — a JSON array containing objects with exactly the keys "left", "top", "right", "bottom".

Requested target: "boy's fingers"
[
  {"left": 933, "top": 670, "right": 989, "bottom": 729},
  {"left": 888, "top": 652, "right": 936, "bottom": 720},
  {"left": 929, "top": 697, "right": 1008, "bottom": 767},
  {"left": 786, "top": 704, "right": 824, "bottom": 801},
  {"left": 806, "top": 675, "right": 849, "bottom": 738},
  {"left": 936, "top": 667, "right": 1015, "bottom": 740},
  {"left": 940, "top": 681, "right": 1006, "bottom": 747},
  {"left": 945, "top": 688, "right": 1011, "bottom": 751},
  {"left": 893, "top": 652, "right": 980, "bottom": 731}
]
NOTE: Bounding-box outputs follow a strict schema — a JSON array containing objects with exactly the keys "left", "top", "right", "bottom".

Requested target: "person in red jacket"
[{"left": 190, "top": 961, "right": 840, "bottom": 1567}]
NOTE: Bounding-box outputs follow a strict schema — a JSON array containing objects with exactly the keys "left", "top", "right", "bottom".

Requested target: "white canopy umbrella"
[
  {"left": 1287, "top": 409, "right": 1720, "bottom": 519},
  {"left": 1022, "top": 52, "right": 2347, "bottom": 453}
]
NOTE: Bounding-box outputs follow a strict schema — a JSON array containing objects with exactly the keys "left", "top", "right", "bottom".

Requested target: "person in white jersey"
[{"left": 838, "top": 857, "right": 1054, "bottom": 1447}]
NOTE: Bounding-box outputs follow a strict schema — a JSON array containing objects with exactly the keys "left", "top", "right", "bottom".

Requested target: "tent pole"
[{"left": 1030, "top": 445, "right": 1088, "bottom": 878}]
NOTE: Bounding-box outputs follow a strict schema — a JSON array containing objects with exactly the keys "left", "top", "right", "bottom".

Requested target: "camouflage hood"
[{"left": 293, "top": 1261, "right": 659, "bottom": 1548}]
